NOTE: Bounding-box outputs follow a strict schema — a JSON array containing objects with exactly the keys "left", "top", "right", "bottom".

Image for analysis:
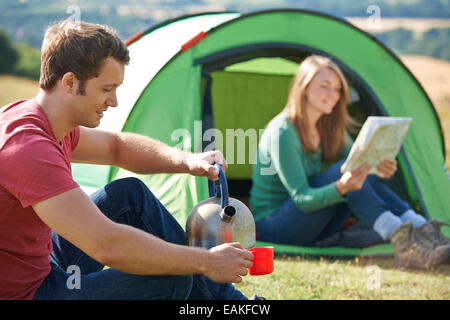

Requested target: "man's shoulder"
[
  {"left": 1, "top": 99, "right": 28, "bottom": 111},
  {"left": 0, "top": 99, "right": 52, "bottom": 151}
]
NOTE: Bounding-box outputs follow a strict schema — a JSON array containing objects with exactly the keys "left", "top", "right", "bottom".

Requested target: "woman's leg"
[
  {"left": 256, "top": 159, "right": 417, "bottom": 245},
  {"left": 365, "top": 175, "right": 426, "bottom": 227},
  {"left": 364, "top": 175, "right": 411, "bottom": 216},
  {"left": 336, "top": 162, "right": 423, "bottom": 239},
  {"left": 256, "top": 161, "right": 353, "bottom": 246},
  {"left": 256, "top": 199, "right": 351, "bottom": 246}
]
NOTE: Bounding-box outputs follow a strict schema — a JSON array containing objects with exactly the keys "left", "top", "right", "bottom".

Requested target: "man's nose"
[{"left": 106, "top": 93, "right": 118, "bottom": 107}]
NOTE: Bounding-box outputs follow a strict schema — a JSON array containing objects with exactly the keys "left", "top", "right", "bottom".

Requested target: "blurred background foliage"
[{"left": 0, "top": 0, "right": 449, "bottom": 80}]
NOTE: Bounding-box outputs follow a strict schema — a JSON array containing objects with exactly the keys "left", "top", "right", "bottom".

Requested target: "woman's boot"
[
  {"left": 413, "top": 220, "right": 450, "bottom": 247},
  {"left": 390, "top": 222, "right": 450, "bottom": 269}
]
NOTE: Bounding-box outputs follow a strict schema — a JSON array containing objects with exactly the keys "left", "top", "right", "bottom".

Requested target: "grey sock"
[
  {"left": 373, "top": 211, "right": 403, "bottom": 240},
  {"left": 400, "top": 209, "right": 426, "bottom": 227}
]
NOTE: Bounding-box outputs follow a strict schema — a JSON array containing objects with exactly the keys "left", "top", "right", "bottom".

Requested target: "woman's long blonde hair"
[{"left": 285, "top": 55, "right": 353, "bottom": 162}]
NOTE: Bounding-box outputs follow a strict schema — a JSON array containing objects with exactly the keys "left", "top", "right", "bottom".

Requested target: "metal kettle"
[{"left": 186, "top": 163, "right": 256, "bottom": 249}]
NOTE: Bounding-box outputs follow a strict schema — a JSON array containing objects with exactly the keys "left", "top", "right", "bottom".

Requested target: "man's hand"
[
  {"left": 184, "top": 150, "right": 228, "bottom": 181},
  {"left": 203, "top": 243, "right": 253, "bottom": 283},
  {"left": 376, "top": 158, "right": 397, "bottom": 179},
  {"left": 33, "top": 187, "right": 250, "bottom": 278}
]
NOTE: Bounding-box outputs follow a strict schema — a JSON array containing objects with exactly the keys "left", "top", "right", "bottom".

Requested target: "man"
[{"left": 0, "top": 20, "right": 255, "bottom": 300}]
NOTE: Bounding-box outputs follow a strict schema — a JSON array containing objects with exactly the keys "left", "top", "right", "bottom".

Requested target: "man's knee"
[
  {"left": 110, "top": 177, "right": 147, "bottom": 192},
  {"left": 104, "top": 177, "right": 152, "bottom": 202}
]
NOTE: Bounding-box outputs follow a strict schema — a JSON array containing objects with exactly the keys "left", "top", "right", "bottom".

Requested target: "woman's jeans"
[
  {"left": 34, "top": 177, "right": 247, "bottom": 300},
  {"left": 256, "top": 160, "right": 412, "bottom": 246}
]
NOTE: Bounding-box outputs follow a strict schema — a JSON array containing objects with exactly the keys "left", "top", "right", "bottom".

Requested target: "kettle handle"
[{"left": 208, "top": 163, "right": 229, "bottom": 208}]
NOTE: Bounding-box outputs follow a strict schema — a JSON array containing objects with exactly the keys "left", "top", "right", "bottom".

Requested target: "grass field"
[
  {"left": 0, "top": 75, "right": 39, "bottom": 106},
  {"left": 1, "top": 55, "right": 449, "bottom": 299},
  {"left": 235, "top": 255, "right": 450, "bottom": 299},
  {"left": 401, "top": 55, "right": 450, "bottom": 170}
]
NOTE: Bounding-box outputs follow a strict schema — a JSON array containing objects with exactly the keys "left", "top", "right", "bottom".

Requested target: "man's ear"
[{"left": 61, "top": 72, "right": 78, "bottom": 94}]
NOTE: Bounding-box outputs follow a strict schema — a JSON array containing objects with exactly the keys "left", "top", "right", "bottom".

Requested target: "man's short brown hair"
[{"left": 39, "top": 20, "right": 130, "bottom": 94}]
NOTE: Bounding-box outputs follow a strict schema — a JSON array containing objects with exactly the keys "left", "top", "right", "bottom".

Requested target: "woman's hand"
[
  {"left": 184, "top": 150, "right": 228, "bottom": 181},
  {"left": 376, "top": 158, "right": 397, "bottom": 179},
  {"left": 336, "top": 163, "right": 372, "bottom": 195}
]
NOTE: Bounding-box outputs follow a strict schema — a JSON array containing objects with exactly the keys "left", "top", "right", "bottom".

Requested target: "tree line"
[
  {"left": 0, "top": 29, "right": 40, "bottom": 79},
  {"left": 1, "top": 25, "right": 449, "bottom": 81},
  {"left": 375, "top": 28, "right": 450, "bottom": 61}
]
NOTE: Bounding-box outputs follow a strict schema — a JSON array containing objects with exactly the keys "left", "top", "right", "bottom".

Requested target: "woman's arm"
[{"left": 269, "top": 126, "right": 346, "bottom": 213}]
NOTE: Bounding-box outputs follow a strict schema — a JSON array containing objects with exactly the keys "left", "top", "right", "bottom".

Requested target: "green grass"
[{"left": 236, "top": 255, "right": 450, "bottom": 300}]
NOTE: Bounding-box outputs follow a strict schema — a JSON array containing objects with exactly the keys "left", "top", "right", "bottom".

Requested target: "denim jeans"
[
  {"left": 34, "top": 177, "right": 247, "bottom": 300},
  {"left": 256, "top": 160, "right": 412, "bottom": 246}
]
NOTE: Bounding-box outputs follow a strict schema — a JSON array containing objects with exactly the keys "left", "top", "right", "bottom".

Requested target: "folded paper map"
[{"left": 341, "top": 116, "right": 412, "bottom": 174}]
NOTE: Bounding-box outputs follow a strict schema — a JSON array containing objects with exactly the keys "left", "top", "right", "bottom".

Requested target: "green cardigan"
[{"left": 250, "top": 110, "right": 354, "bottom": 221}]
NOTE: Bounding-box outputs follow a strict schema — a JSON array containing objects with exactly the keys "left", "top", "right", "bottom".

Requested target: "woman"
[{"left": 250, "top": 55, "right": 449, "bottom": 269}]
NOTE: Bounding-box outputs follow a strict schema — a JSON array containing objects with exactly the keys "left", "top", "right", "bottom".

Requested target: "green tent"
[{"left": 72, "top": 9, "right": 450, "bottom": 257}]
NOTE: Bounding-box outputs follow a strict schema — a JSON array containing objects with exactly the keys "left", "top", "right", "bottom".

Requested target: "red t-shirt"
[{"left": 0, "top": 99, "right": 80, "bottom": 299}]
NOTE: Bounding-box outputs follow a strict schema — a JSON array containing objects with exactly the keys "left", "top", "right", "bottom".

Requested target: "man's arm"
[
  {"left": 32, "top": 187, "right": 252, "bottom": 283},
  {"left": 72, "top": 127, "right": 227, "bottom": 178}
]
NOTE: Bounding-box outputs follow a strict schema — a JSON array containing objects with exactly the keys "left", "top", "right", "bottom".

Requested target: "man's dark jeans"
[{"left": 34, "top": 177, "right": 247, "bottom": 300}]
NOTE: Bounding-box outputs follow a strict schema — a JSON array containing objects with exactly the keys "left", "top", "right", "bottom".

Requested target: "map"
[{"left": 341, "top": 116, "right": 413, "bottom": 174}]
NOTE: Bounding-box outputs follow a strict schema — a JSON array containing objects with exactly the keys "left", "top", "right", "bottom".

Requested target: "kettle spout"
[{"left": 220, "top": 205, "right": 236, "bottom": 223}]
